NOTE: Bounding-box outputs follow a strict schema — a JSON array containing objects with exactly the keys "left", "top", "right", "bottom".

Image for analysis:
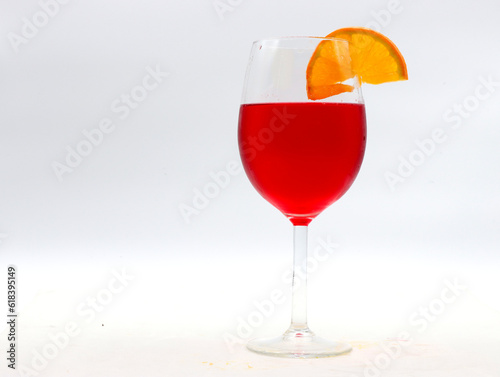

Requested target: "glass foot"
[{"left": 247, "top": 326, "right": 352, "bottom": 359}]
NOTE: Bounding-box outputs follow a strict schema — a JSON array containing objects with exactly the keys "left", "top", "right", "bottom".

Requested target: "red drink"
[{"left": 238, "top": 102, "right": 366, "bottom": 225}]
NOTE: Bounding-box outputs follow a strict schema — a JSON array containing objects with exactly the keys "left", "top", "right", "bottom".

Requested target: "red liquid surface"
[{"left": 238, "top": 102, "right": 366, "bottom": 225}]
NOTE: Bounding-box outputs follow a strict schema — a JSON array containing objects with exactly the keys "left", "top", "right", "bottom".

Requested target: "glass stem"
[{"left": 287, "top": 225, "right": 311, "bottom": 335}]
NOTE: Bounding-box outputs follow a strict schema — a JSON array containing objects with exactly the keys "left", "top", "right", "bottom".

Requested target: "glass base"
[{"left": 247, "top": 326, "right": 352, "bottom": 359}]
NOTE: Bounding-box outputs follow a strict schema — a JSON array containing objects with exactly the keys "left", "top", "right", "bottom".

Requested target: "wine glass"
[{"left": 238, "top": 37, "right": 366, "bottom": 358}]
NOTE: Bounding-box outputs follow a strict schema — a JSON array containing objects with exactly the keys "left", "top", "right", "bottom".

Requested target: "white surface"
[
  {"left": 2, "top": 259, "right": 500, "bottom": 376},
  {"left": 1, "top": 0, "right": 500, "bottom": 375}
]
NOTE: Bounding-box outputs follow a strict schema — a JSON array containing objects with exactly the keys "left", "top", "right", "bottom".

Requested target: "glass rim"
[{"left": 252, "top": 36, "right": 350, "bottom": 46}]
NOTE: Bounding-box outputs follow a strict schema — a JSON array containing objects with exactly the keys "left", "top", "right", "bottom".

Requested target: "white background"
[{"left": 0, "top": 0, "right": 499, "bottom": 376}]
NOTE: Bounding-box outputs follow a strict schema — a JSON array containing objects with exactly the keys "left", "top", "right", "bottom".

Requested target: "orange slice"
[
  {"left": 328, "top": 27, "right": 408, "bottom": 85},
  {"left": 306, "top": 27, "right": 408, "bottom": 100},
  {"left": 306, "top": 39, "right": 356, "bottom": 100}
]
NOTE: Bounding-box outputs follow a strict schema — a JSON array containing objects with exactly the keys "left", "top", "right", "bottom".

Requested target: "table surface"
[{"left": 3, "top": 288, "right": 500, "bottom": 377}]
